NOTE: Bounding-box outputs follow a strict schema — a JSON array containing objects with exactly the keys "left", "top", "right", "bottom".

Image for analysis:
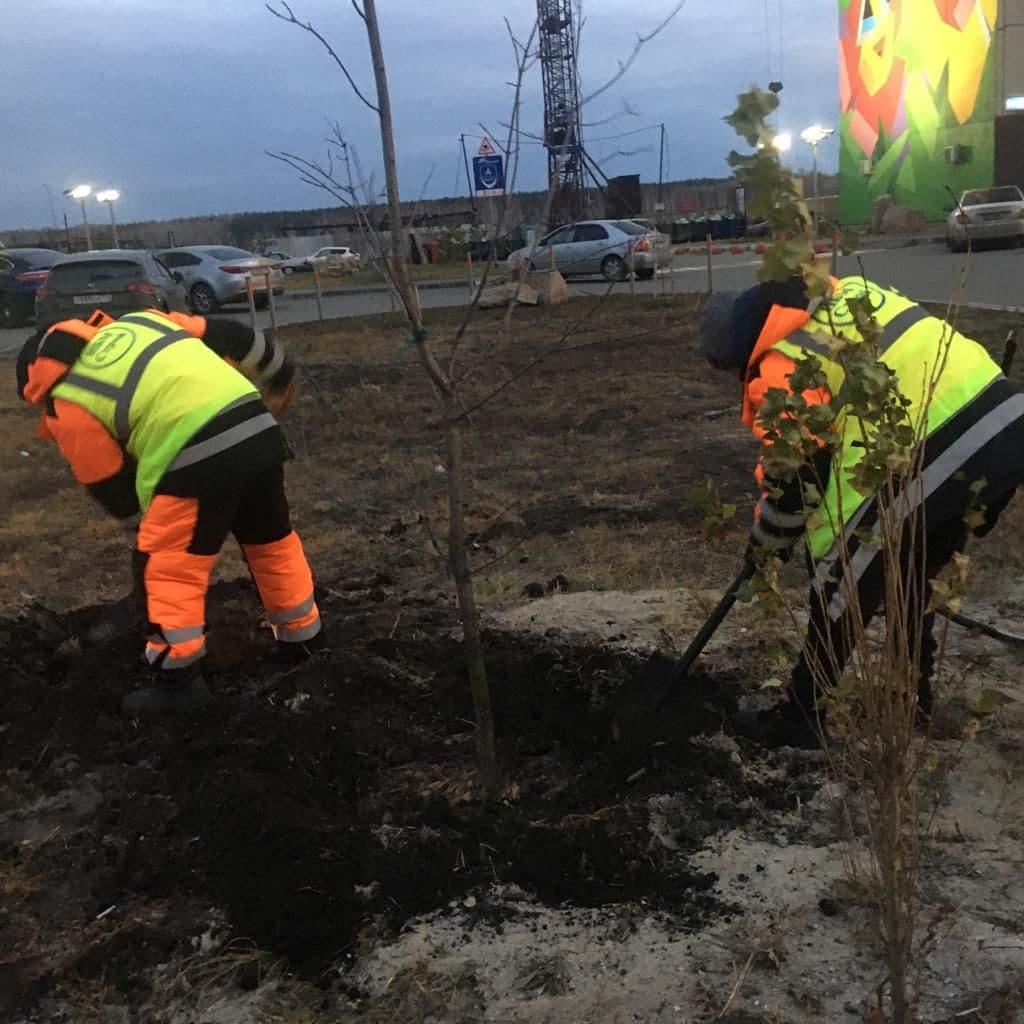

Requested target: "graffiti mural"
[{"left": 839, "top": 0, "right": 999, "bottom": 222}]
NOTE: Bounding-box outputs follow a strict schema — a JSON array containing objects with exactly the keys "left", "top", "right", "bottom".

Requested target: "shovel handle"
[
  {"left": 1001, "top": 330, "right": 1017, "bottom": 376},
  {"left": 652, "top": 565, "right": 754, "bottom": 710}
]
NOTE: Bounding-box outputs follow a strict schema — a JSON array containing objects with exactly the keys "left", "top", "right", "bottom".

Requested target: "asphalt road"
[{"left": 2, "top": 241, "right": 1021, "bottom": 357}]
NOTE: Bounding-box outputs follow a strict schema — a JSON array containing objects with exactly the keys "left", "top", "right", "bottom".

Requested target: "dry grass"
[
  {"left": 282, "top": 259, "right": 474, "bottom": 291},
  {"left": 1, "top": 295, "right": 737, "bottom": 617},
  {"left": 3, "top": 296, "right": 1019, "bottom": 626}
]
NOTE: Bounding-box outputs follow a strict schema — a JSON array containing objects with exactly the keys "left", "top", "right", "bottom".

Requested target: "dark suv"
[
  {"left": 35, "top": 250, "right": 189, "bottom": 331},
  {"left": 0, "top": 248, "right": 64, "bottom": 328}
]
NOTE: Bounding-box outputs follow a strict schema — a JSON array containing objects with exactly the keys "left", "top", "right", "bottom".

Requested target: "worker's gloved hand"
[{"left": 744, "top": 535, "right": 794, "bottom": 569}]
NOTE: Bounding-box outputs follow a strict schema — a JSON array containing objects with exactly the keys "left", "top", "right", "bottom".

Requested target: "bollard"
[
  {"left": 467, "top": 249, "right": 474, "bottom": 297},
  {"left": 265, "top": 272, "right": 278, "bottom": 336},
  {"left": 314, "top": 269, "right": 324, "bottom": 321},
  {"left": 705, "top": 235, "right": 713, "bottom": 294},
  {"left": 245, "top": 275, "right": 258, "bottom": 332}
]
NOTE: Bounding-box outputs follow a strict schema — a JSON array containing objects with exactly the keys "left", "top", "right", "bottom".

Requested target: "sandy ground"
[{"left": 86, "top": 580, "right": 1023, "bottom": 1024}]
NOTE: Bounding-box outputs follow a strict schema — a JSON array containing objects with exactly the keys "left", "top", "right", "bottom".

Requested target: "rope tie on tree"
[{"left": 402, "top": 326, "right": 429, "bottom": 351}]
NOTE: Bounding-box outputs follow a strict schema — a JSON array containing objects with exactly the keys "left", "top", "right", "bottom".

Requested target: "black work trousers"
[{"left": 790, "top": 518, "right": 970, "bottom": 716}]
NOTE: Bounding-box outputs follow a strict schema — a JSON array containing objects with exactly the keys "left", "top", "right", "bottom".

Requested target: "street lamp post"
[
  {"left": 800, "top": 125, "right": 835, "bottom": 203},
  {"left": 96, "top": 190, "right": 121, "bottom": 248},
  {"left": 63, "top": 185, "right": 93, "bottom": 250}
]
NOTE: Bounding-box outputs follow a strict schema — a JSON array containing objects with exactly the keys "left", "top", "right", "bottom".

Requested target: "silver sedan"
[
  {"left": 508, "top": 219, "right": 671, "bottom": 282},
  {"left": 157, "top": 245, "right": 285, "bottom": 314},
  {"left": 946, "top": 186, "right": 1024, "bottom": 252}
]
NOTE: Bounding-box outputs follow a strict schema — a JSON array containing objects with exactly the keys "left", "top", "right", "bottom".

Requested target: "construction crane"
[{"left": 537, "top": 0, "right": 586, "bottom": 226}]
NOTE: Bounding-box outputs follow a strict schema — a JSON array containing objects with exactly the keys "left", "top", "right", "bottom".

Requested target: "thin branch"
[
  {"left": 581, "top": 0, "right": 689, "bottom": 106},
  {"left": 267, "top": 1, "right": 379, "bottom": 112}
]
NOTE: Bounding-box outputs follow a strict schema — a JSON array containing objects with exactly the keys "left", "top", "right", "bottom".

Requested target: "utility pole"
[
  {"left": 43, "top": 185, "right": 58, "bottom": 230},
  {"left": 460, "top": 134, "right": 476, "bottom": 215},
  {"left": 657, "top": 123, "right": 666, "bottom": 209}
]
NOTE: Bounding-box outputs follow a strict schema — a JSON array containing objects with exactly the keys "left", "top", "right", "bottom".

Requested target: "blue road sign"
[{"left": 473, "top": 155, "right": 505, "bottom": 197}]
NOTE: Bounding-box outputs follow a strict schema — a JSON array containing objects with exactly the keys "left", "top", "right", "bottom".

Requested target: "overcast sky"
[{"left": 0, "top": 0, "right": 839, "bottom": 230}]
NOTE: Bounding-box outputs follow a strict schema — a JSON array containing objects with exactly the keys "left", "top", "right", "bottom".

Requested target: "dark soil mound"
[{"left": 0, "top": 581, "right": 814, "bottom": 1012}]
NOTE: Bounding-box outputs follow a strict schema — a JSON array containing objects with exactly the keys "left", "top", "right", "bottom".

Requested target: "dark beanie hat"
[{"left": 698, "top": 277, "right": 811, "bottom": 371}]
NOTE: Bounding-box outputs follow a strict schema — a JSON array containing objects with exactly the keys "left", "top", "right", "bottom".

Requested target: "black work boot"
[
  {"left": 730, "top": 698, "right": 824, "bottom": 749},
  {"left": 122, "top": 670, "right": 212, "bottom": 718},
  {"left": 275, "top": 629, "right": 328, "bottom": 664}
]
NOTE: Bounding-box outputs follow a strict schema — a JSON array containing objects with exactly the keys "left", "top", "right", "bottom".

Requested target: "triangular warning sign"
[{"left": 477, "top": 136, "right": 497, "bottom": 157}]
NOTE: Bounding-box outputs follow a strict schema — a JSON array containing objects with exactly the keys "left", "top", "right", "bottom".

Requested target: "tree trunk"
[
  {"left": 363, "top": 0, "right": 420, "bottom": 326},
  {"left": 362, "top": 0, "right": 499, "bottom": 798},
  {"left": 445, "top": 407, "right": 499, "bottom": 797}
]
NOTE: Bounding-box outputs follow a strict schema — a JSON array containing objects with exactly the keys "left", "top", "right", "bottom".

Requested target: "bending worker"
[
  {"left": 700, "top": 276, "right": 1024, "bottom": 745},
  {"left": 16, "top": 308, "right": 322, "bottom": 716}
]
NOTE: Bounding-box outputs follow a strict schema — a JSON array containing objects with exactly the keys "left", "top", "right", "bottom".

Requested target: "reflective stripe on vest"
[
  {"left": 51, "top": 311, "right": 260, "bottom": 510},
  {"left": 763, "top": 279, "right": 1003, "bottom": 559},
  {"left": 826, "top": 392, "right": 1024, "bottom": 620},
  {"left": 788, "top": 305, "right": 930, "bottom": 363},
  {"left": 60, "top": 327, "right": 193, "bottom": 440}
]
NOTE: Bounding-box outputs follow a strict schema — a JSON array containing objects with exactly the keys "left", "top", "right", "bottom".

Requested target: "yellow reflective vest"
[
  {"left": 51, "top": 311, "right": 259, "bottom": 510},
  {"left": 767, "top": 278, "right": 1002, "bottom": 558}
]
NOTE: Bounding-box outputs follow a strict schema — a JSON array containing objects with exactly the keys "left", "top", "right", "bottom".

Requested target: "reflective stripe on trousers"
[
  {"left": 242, "top": 531, "right": 321, "bottom": 643},
  {"left": 146, "top": 634, "right": 207, "bottom": 670},
  {"left": 137, "top": 494, "right": 218, "bottom": 669}
]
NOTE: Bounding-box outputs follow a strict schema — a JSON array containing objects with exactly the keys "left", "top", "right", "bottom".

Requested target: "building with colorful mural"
[{"left": 838, "top": 0, "right": 1024, "bottom": 222}]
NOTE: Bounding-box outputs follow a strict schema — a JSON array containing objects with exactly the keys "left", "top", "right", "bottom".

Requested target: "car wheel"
[
  {"left": 601, "top": 254, "right": 628, "bottom": 282},
  {"left": 254, "top": 294, "right": 269, "bottom": 310},
  {"left": 282, "top": 266, "right": 294, "bottom": 275},
  {"left": 189, "top": 282, "right": 218, "bottom": 315},
  {"left": 0, "top": 296, "right": 26, "bottom": 329},
  {"left": 635, "top": 268, "right": 655, "bottom": 281}
]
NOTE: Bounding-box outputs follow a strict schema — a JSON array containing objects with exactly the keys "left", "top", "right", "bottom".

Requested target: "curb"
[
  {"left": 670, "top": 233, "right": 944, "bottom": 260},
  {"left": 919, "top": 298, "right": 1024, "bottom": 313},
  {"left": 286, "top": 277, "right": 468, "bottom": 299}
]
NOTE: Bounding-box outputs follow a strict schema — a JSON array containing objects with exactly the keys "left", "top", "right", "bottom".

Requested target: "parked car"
[
  {"left": 276, "top": 246, "right": 361, "bottom": 275},
  {"left": 276, "top": 252, "right": 313, "bottom": 274},
  {"left": 261, "top": 250, "right": 292, "bottom": 263},
  {"left": 946, "top": 185, "right": 1024, "bottom": 252},
  {"left": 0, "top": 247, "right": 64, "bottom": 328},
  {"left": 157, "top": 245, "right": 285, "bottom": 315},
  {"left": 34, "top": 250, "right": 189, "bottom": 331},
  {"left": 507, "top": 220, "right": 670, "bottom": 281}
]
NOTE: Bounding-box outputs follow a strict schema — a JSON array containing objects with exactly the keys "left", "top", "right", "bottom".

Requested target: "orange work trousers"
[{"left": 135, "top": 463, "right": 320, "bottom": 670}]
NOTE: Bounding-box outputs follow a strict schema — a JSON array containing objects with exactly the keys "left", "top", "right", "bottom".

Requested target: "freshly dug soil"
[{"left": 0, "top": 579, "right": 819, "bottom": 1015}]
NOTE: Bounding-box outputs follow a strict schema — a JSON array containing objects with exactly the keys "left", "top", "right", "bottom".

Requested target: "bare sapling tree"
[
  {"left": 725, "top": 86, "right": 979, "bottom": 1021},
  {"left": 267, "top": 1, "right": 690, "bottom": 799},
  {"left": 269, "top": 0, "right": 505, "bottom": 796}
]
